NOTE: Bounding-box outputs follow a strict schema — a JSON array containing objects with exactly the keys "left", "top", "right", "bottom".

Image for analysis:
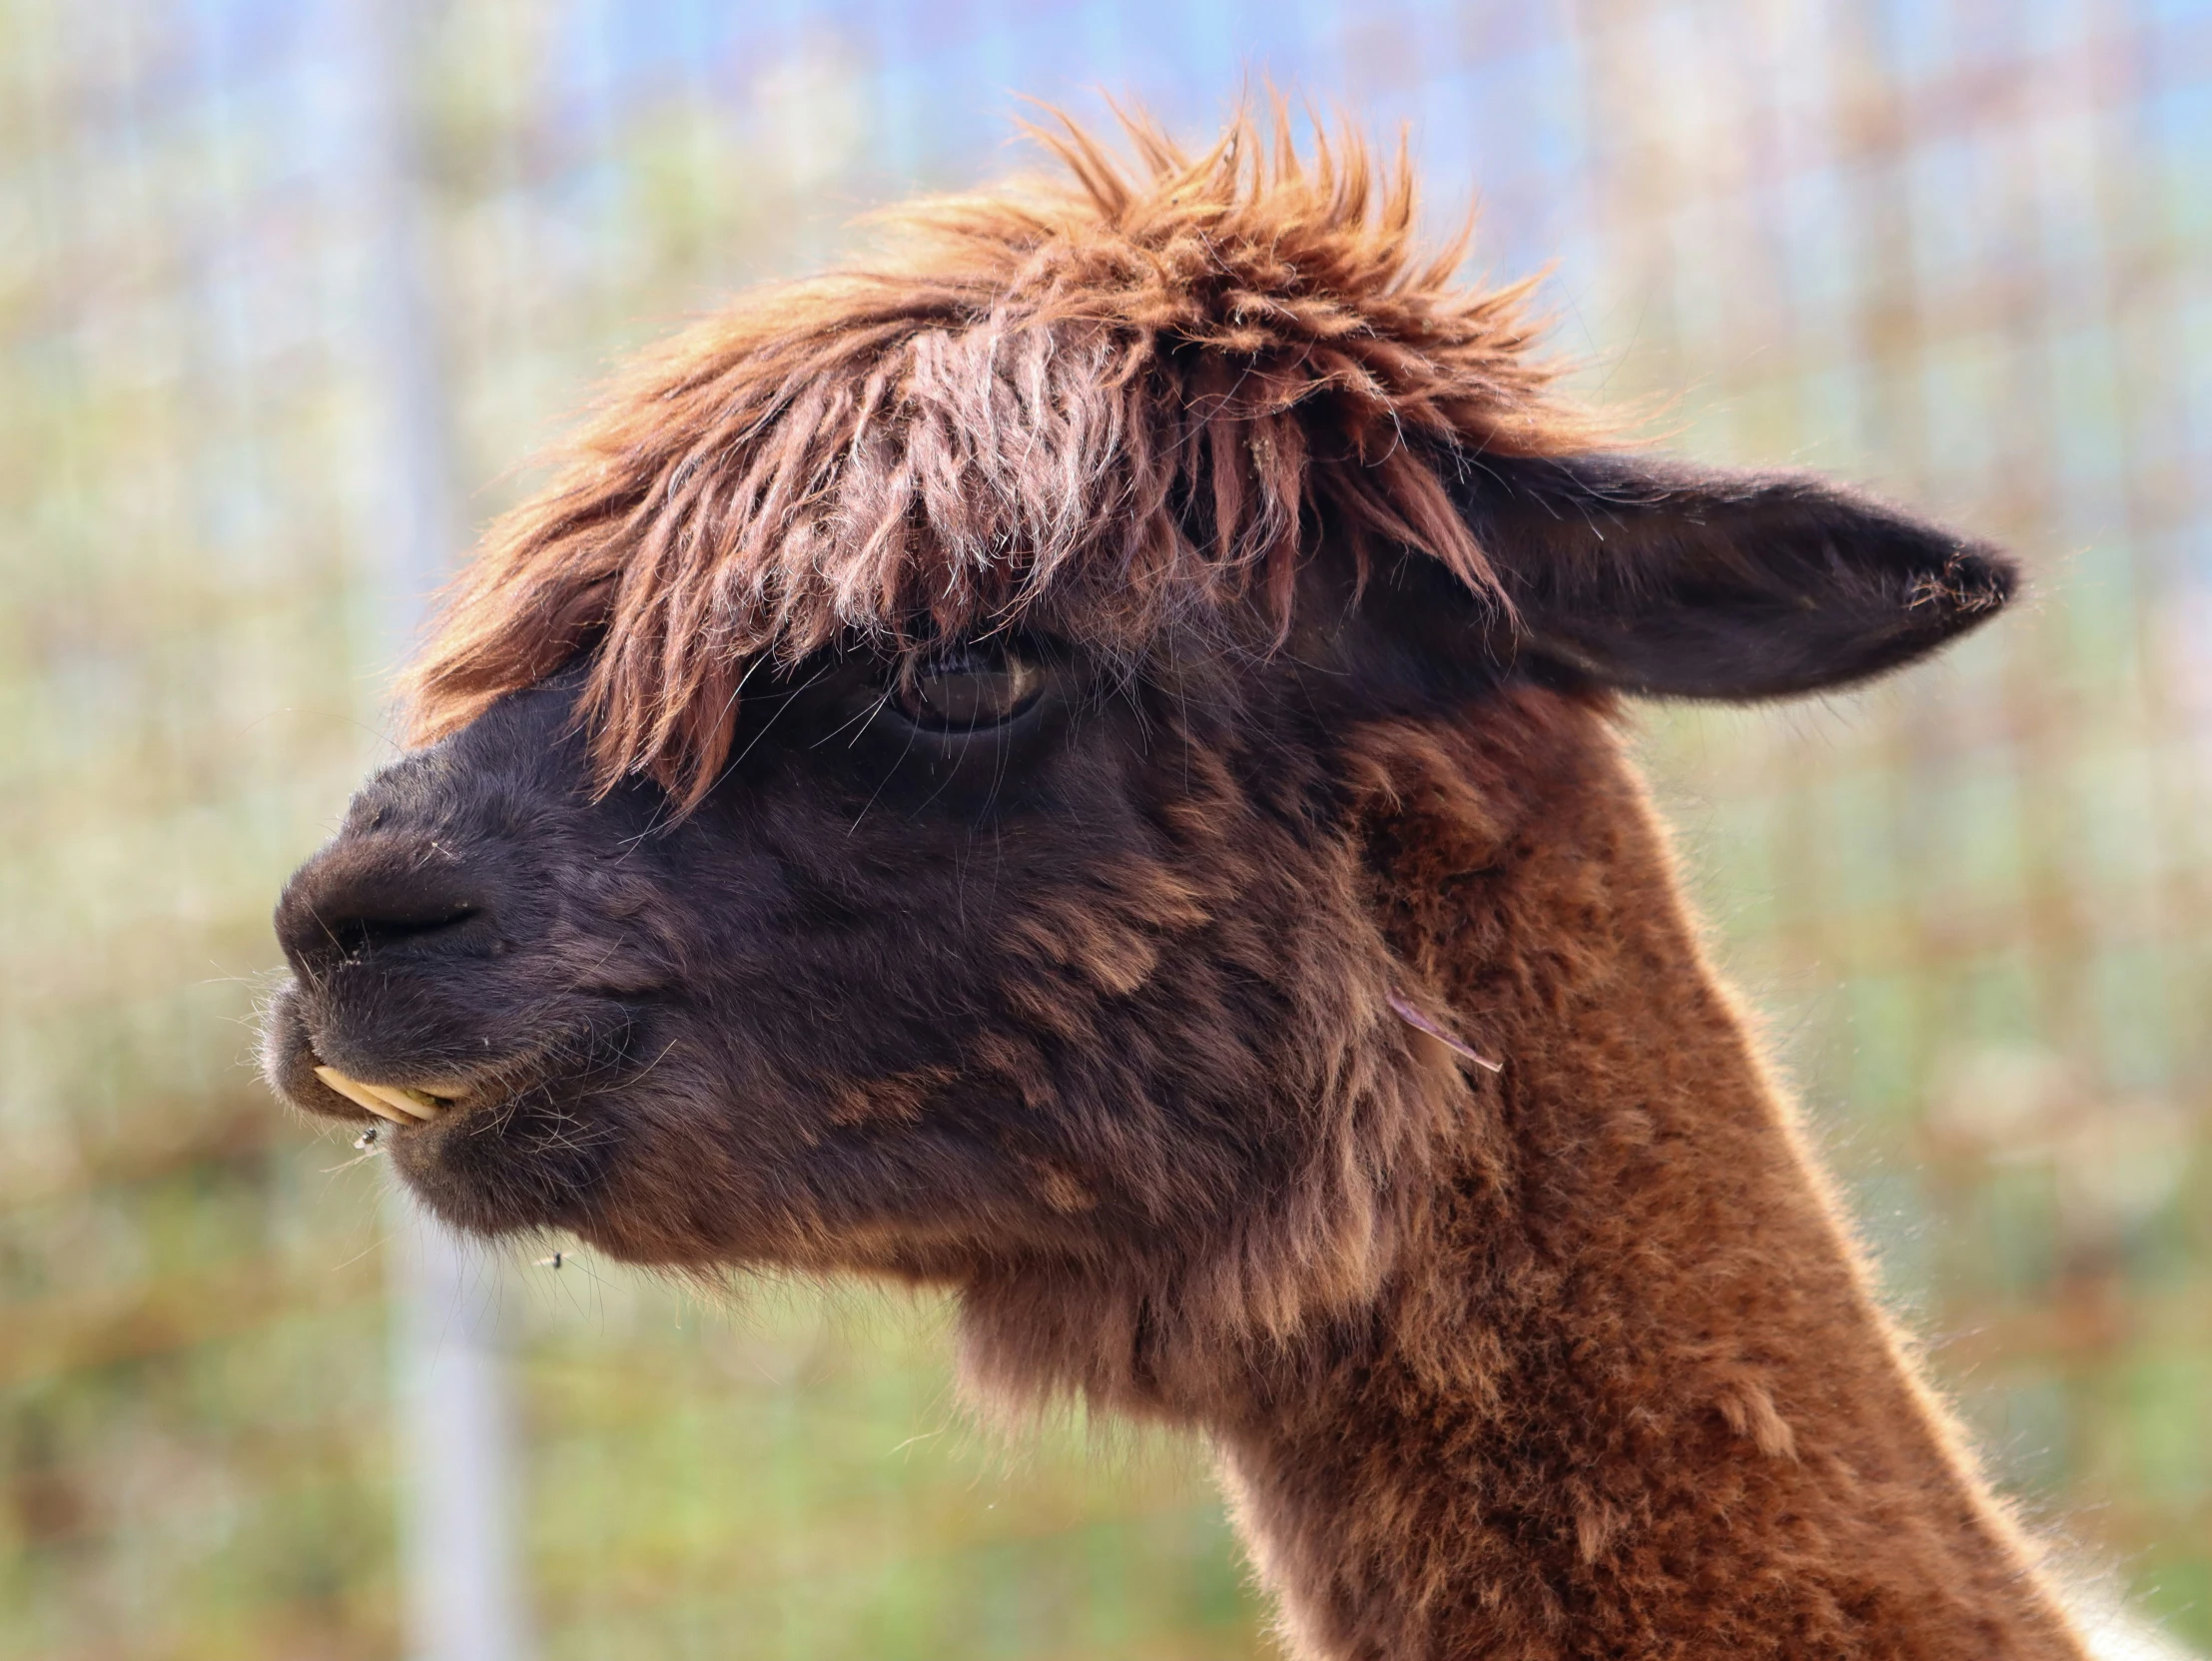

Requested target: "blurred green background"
[{"left": 3, "top": 0, "right": 2208, "bottom": 1656}]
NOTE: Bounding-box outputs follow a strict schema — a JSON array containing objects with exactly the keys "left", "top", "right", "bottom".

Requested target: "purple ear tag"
[{"left": 1387, "top": 993, "right": 1504, "bottom": 1075}]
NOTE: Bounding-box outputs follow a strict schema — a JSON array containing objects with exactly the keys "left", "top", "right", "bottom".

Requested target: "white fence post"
[{"left": 348, "top": 0, "right": 534, "bottom": 1656}]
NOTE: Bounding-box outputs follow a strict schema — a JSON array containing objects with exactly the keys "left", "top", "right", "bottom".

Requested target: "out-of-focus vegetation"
[{"left": 2, "top": 2, "right": 2207, "bottom": 1657}]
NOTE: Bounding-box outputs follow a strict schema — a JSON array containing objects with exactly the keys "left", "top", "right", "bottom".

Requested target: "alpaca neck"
[{"left": 1210, "top": 712, "right": 2089, "bottom": 1661}]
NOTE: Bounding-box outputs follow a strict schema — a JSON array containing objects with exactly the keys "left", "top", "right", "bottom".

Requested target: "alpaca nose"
[{"left": 275, "top": 836, "right": 486, "bottom": 977}]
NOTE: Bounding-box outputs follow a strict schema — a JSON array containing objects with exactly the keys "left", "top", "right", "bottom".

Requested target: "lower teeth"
[{"left": 314, "top": 1065, "right": 446, "bottom": 1123}]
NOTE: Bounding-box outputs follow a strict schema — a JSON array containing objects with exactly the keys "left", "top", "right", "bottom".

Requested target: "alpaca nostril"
[
  {"left": 275, "top": 839, "right": 489, "bottom": 972},
  {"left": 324, "top": 904, "right": 480, "bottom": 961}
]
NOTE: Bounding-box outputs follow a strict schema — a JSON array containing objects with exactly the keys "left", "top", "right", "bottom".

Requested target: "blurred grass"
[{"left": 511, "top": 1282, "right": 1257, "bottom": 1660}]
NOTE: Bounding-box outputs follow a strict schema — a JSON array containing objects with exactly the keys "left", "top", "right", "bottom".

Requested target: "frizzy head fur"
[{"left": 400, "top": 104, "right": 1608, "bottom": 806}]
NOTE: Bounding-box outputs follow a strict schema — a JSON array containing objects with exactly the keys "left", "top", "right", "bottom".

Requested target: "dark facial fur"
[
  {"left": 281, "top": 552, "right": 1504, "bottom": 1353},
  {"left": 269, "top": 548, "right": 1487, "bottom": 1390}
]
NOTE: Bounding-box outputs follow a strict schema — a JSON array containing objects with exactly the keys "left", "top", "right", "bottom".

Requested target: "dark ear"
[{"left": 1445, "top": 452, "right": 2017, "bottom": 699}]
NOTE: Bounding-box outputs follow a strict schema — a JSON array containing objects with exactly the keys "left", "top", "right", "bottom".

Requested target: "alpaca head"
[{"left": 262, "top": 114, "right": 2011, "bottom": 1406}]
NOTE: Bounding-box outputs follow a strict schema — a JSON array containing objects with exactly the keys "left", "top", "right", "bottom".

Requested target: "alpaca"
[{"left": 264, "top": 112, "right": 2124, "bottom": 1659}]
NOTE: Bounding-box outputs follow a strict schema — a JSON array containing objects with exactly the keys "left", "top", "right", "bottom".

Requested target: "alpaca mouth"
[
  {"left": 311, "top": 1063, "right": 460, "bottom": 1125},
  {"left": 261, "top": 982, "right": 519, "bottom": 1131},
  {"left": 262, "top": 915, "right": 638, "bottom": 1238}
]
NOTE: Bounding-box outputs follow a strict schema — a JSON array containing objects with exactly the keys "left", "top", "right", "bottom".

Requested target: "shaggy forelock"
[{"left": 401, "top": 103, "right": 1604, "bottom": 805}]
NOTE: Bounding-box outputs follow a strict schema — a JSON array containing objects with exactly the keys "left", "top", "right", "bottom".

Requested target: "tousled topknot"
[{"left": 401, "top": 101, "right": 1601, "bottom": 807}]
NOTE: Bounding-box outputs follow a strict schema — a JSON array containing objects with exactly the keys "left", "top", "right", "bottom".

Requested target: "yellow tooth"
[
  {"left": 364, "top": 1082, "right": 441, "bottom": 1121},
  {"left": 316, "top": 1066, "right": 412, "bottom": 1124}
]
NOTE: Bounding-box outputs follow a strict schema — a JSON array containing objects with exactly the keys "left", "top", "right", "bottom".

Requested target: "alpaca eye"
[{"left": 893, "top": 645, "right": 1043, "bottom": 731}]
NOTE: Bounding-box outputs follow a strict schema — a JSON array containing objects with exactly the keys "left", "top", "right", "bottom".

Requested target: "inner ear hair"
[{"left": 1442, "top": 451, "right": 2018, "bottom": 701}]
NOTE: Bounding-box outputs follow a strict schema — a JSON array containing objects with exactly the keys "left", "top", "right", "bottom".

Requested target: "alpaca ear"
[{"left": 1446, "top": 453, "right": 2016, "bottom": 699}]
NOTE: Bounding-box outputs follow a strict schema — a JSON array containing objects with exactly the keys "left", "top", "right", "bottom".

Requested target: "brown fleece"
[{"left": 1198, "top": 705, "right": 2086, "bottom": 1660}]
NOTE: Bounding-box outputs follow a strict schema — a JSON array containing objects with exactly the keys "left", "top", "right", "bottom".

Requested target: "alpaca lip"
[{"left": 312, "top": 1064, "right": 457, "bottom": 1124}]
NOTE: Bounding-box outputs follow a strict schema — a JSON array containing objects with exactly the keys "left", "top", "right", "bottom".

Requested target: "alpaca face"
[
  {"left": 262, "top": 560, "right": 1473, "bottom": 1277},
  {"left": 263, "top": 452, "right": 2015, "bottom": 1308}
]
